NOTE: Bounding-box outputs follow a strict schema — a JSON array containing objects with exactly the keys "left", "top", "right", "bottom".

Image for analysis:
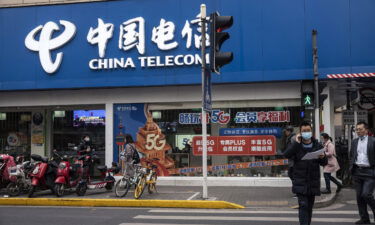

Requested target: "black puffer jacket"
[{"left": 284, "top": 138, "right": 327, "bottom": 196}]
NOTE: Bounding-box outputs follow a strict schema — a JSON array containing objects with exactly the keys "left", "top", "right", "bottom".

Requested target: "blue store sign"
[{"left": 1, "top": 0, "right": 375, "bottom": 90}]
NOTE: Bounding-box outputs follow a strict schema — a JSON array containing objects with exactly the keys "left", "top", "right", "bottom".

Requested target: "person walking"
[
  {"left": 350, "top": 121, "right": 375, "bottom": 225},
  {"left": 284, "top": 121, "right": 327, "bottom": 225},
  {"left": 120, "top": 134, "right": 139, "bottom": 178},
  {"left": 320, "top": 133, "right": 343, "bottom": 194}
]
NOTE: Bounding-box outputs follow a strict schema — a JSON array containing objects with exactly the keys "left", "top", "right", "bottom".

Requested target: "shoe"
[
  {"left": 355, "top": 219, "right": 371, "bottom": 224},
  {"left": 321, "top": 189, "right": 331, "bottom": 194},
  {"left": 336, "top": 184, "right": 342, "bottom": 193}
]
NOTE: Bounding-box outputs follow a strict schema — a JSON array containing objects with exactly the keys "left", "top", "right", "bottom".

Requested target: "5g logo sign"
[
  {"left": 25, "top": 20, "right": 76, "bottom": 74},
  {"left": 145, "top": 133, "right": 166, "bottom": 151}
]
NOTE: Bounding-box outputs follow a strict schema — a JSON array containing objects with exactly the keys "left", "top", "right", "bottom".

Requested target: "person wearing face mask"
[
  {"left": 350, "top": 121, "right": 375, "bottom": 225},
  {"left": 320, "top": 133, "right": 342, "bottom": 194},
  {"left": 284, "top": 121, "right": 327, "bottom": 225},
  {"left": 78, "top": 135, "right": 93, "bottom": 155}
]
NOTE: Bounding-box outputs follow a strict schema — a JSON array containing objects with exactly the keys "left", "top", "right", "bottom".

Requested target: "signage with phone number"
[{"left": 192, "top": 135, "right": 276, "bottom": 156}]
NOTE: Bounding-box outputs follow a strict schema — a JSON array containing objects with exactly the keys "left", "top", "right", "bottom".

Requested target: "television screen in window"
[
  {"left": 73, "top": 110, "right": 105, "bottom": 127},
  {"left": 175, "top": 134, "right": 209, "bottom": 150}
]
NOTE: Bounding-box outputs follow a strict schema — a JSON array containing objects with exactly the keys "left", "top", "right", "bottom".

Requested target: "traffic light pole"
[
  {"left": 312, "top": 30, "right": 320, "bottom": 138},
  {"left": 200, "top": 4, "right": 208, "bottom": 200}
]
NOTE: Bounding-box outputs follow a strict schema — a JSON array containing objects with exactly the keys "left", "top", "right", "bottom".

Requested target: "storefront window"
[
  {"left": 53, "top": 109, "right": 105, "bottom": 164},
  {"left": 151, "top": 106, "right": 302, "bottom": 177},
  {"left": 0, "top": 112, "right": 31, "bottom": 159}
]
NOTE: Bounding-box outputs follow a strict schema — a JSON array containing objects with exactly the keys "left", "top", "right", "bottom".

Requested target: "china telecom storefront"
[{"left": 1, "top": 0, "right": 375, "bottom": 180}]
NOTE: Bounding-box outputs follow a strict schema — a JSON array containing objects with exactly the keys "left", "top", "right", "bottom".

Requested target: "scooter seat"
[{"left": 97, "top": 165, "right": 107, "bottom": 172}]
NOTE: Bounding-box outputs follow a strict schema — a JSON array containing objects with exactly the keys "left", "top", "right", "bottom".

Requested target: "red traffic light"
[{"left": 210, "top": 12, "right": 234, "bottom": 74}]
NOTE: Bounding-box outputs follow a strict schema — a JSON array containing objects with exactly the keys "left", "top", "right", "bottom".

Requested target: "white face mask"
[
  {"left": 301, "top": 132, "right": 312, "bottom": 140},
  {"left": 84, "top": 138, "right": 90, "bottom": 142}
]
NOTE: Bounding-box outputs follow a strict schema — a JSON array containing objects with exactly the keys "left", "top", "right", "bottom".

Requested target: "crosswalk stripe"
[
  {"left": 186, "top": 192, "right": 200, "bottom": 200},
  {"left": 148, "top": 209, "right": 361, "bottom": 215},
  {"left": 119, "top": 223, "right": 213, "bottom": 225},
  {"left": 134, "top": 215, "right": 357, "bottom": 223}
]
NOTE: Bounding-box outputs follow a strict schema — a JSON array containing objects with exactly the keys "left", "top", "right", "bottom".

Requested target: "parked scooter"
[
  {"left": 0, "top": 154, "right": 17, "bottom": 188},
  {"left": 75, "top": 149, "right": 119, "bottom": 196},
  {"left": 6, "top": 161, "right": 34, "bottom": 196},
  {"left": 28, "top": 154, "right": 58, "bottom": 197},
  {"left": 54, "top": 150, "right": 83, "bottom": 197}
]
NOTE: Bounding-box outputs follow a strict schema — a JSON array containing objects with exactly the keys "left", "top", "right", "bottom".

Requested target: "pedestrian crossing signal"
[{"left": 302, "top": 93, "right": 314, "bottom": 107}]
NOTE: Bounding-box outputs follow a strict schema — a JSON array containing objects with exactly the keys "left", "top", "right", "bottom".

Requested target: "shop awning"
[{"left": 327, "top": 73, "right": 375, "bottom": 79}]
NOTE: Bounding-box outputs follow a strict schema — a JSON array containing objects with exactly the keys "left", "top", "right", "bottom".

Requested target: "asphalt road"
[{"left": 0, "top": 189, "right": 369, "bottom": 225}]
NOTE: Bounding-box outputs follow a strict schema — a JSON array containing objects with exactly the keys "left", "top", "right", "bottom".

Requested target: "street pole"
[
  {"left": 352, "top": 81, "right": 358, "bottom": 140},
  {"left": 346, "top": 89, "right": 352, "bottom": 157},
  {"left": 312, "top": 30, "right": 320, "bottom": 138},
  {"left": 200, "top": 4, "right": 208, "bottom": 199}
]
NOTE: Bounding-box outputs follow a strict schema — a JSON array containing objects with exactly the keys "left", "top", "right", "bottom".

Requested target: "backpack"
[{"left": 130, "top": 144, "right": 140, "bottom": 164}]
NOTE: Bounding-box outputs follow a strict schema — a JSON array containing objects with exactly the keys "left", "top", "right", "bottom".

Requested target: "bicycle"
[
  {"left": 134, "top": 158, "right": 159, "bottom": 199},
  {"left": 114, "top": 163, "right": 145, "bottom": 197},
  {"left": 145, "top": 158, "right": 159, "bottom": 194}
]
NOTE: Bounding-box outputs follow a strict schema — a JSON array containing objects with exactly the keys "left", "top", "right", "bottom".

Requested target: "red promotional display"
[{"left": 192, "top": 135, "right": 276, "bottom": 156}]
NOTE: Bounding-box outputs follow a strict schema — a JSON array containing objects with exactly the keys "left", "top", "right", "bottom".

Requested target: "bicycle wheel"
[
  {"left": 147, "top": 172, "right": 157, "bottom": 194},
  {"left": 115, "top": 178, "right": 130, "bottom": 197},
  {"left": 134, "top": 175, "right": 146, "bottom": 199}
]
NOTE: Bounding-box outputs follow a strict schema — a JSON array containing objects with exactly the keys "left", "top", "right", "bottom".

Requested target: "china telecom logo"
[{"left": 25, "top": 20, "right": 76, "bottom": 74}]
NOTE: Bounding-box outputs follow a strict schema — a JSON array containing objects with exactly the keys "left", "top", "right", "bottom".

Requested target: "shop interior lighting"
[
  {"left": 20, "top": 114, "right": 31, "bottom": 121},
  {"left": 54, "top": 111, "right": 66, "bottom": 118},
  {"left": 0, "top": 113, "right": 6, "bottom": 120},
  {"left": 152, "top": 111, "right": 162, "bottom": 119}
]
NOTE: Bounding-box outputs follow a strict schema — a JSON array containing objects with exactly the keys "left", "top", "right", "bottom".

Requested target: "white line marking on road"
[
  {"left": 128, "top": 191, "right": 195, "bottom": 194},
  {"left": 134, "top": 215, "right": 357, "bottom": 223},
  {"left": 119, "top": 223, "right": 213, "bottom": 225},
  {"left": 187, "top": 192, "right": 200, "bottom": 200},
  {"left": 148, "top": 209, "right": 361, "bottom": 215},
  {"left": 316, "top": 203, "right": 346, "bottom": 211}
]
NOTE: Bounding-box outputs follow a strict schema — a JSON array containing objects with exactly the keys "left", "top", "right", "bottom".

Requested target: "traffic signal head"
[
  {"left": 302, "top": 92, "right": 314, "bottom": 107},
  {"left": 210, "top": 12, "right": 233, "bottom": 74},
  {"left": 301, "top": 80, "right": 314, "bottom": 109}
]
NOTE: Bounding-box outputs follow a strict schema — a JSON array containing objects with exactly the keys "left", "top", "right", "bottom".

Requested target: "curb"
[
  {"left": 314, "top": 192, "right": 338, "bottom": 208},
  {"left": 290, "top": 192, "right": 338, "bottom": 209},
  {"left": 0, "top": 198, "right": 245, "bottom": 209}
]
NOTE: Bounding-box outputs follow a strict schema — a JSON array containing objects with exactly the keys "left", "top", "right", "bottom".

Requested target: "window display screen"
[
  {"left": 73, "top": 110, "right": 105, "bottom": 127},
  {"left": 148, "top": 106, "right": 303, "bottom": 177}
]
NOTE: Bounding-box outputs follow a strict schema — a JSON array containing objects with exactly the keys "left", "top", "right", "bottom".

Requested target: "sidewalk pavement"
[{"left": 0, "top": 185, "right": 338, "bottom": 209}]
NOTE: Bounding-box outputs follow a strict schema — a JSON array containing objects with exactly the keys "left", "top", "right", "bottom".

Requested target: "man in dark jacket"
[
  {"left": 350, "top": 121, "right": 375, "bottom": 224},
  {"left": 284, "top": 121, "right": 327, "bottom": 225},
  {"left": 78, "top": 135, "right": 93, "bottom": 154}
]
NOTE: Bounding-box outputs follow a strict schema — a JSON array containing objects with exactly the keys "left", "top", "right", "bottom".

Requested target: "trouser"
[
  {"left": 297, "top": 194, "right": 315, "bottom": 225},
  {"left": 124, "top": 162, "right": 135, "bottom": 178},
  {"left": 323, "top": 172, "right": 342, "bottom": 191},
  {"left": 353, "top": 173, "right": 375, "bottom": 221}
]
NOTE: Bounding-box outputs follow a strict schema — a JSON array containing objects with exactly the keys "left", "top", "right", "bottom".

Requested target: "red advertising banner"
[{"left": 192, "top": 135, "right": 276, "bottom": 156}]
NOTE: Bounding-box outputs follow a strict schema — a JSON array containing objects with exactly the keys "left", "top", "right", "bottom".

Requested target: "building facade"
[{"left": 1, "top": 0, "right": 374, "bottom": 179}]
